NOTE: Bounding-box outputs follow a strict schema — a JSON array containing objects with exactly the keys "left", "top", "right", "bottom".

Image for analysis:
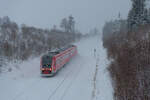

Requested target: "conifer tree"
[
  {"left": 128, "top": 0, "right": 148, "bottom": 30},
  {"left": 60, "top": 18, "right": 68, "bottom": 32},
  {"left": 68, "top": 15, "right": 75, "bottom": 33}
]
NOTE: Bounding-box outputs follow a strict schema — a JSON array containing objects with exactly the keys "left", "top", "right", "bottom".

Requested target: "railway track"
[{"left": 48, "top": 55, "right": 82, "bottom": 100}]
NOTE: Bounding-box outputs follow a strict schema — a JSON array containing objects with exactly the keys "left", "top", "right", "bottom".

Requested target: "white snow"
[{"left": 0, "top": 36, "right": 113, "bottom": 100}]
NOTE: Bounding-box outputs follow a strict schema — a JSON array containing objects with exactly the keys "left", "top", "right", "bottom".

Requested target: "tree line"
[
  {"left": 103, "top": 0, "right": 150, "bottom": 100},
  {"left": 0, "top": 15, "right": 82, "bottom": 69}
]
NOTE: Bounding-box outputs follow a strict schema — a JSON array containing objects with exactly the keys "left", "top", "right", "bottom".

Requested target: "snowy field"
[{"left": 0, "top": 36, "right": 113, "bottom": 100}]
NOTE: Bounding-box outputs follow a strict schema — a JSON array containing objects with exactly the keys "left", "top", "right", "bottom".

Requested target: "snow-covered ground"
[{"left": 0, "top": 36, "right": 113, "bottom": 100}]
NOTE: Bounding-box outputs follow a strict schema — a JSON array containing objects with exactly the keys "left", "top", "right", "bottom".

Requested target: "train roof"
[{"left": 44, "top": 45, "right": 76, "bottom": 57}]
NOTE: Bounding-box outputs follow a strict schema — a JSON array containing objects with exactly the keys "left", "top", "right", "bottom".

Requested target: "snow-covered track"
[
  {"left": 0, "top": 36, "right": 113, "bottom": 100},
  {"left": 47, "top": 61, "right": 77, "bottom": 100},
  {"left": 12, "top": 78, "right": 41, "bottom": 100}
]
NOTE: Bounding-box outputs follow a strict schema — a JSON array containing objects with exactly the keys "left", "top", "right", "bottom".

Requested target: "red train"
[{"left": 40, "top": 45, "right": 77, "bottom": 76}]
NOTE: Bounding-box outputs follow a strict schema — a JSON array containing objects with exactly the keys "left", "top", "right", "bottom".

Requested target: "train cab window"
[{"left": 42, "top": 56, "right": 52, "bottom": 68}]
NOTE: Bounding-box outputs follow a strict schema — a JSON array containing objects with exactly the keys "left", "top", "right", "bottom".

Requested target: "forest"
[{"left": 103, "top": 0, "right": 150, "bottom": 99}]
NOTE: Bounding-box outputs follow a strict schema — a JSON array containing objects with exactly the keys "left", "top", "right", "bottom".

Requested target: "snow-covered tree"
[
  {"left": 60, "top": 16, "right": 75, "bottom": 33},
  {"left": 128, "top": 0, "right": 149, "bottom": 30},
  {"left": 60, "top": 18, "right": 68, "bottom": 32},
  {"left": 68, "top": 15, "right": 75, "bottom": 33}
]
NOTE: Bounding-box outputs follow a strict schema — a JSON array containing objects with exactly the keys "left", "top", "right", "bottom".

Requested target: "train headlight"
[
  {"left": 50, "top": 68, "right": 52, "bottom": 71},
  {"left": 41, "top": 68, "right": 44, "bottom": 70}
]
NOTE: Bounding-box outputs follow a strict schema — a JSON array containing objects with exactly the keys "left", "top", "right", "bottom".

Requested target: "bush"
[{"left": 103, "top": 25, "right": 150, "bottom": 100}]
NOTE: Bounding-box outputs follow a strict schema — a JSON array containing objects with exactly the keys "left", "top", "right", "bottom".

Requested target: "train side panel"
[{"left": 54, "top": 46, "right": 77, "bottom": 71}]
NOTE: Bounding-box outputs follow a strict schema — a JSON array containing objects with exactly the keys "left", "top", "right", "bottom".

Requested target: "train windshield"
[{"left": 42, "top": 56, "right": 52, "bottom": 68}]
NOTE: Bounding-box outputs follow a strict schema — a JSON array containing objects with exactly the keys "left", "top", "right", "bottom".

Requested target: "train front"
[{"left": 40, "top": 55, "right": 54, "bottom": 76}]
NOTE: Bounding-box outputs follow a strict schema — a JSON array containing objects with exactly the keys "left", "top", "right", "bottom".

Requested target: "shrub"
[{"left": 104, "top": 25, "right": 150, "bottom": 100}]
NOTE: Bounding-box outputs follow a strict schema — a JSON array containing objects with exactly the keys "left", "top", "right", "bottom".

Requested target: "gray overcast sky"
[{"left": 0, "top": 0, "right": 131, "bottom": 33}]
